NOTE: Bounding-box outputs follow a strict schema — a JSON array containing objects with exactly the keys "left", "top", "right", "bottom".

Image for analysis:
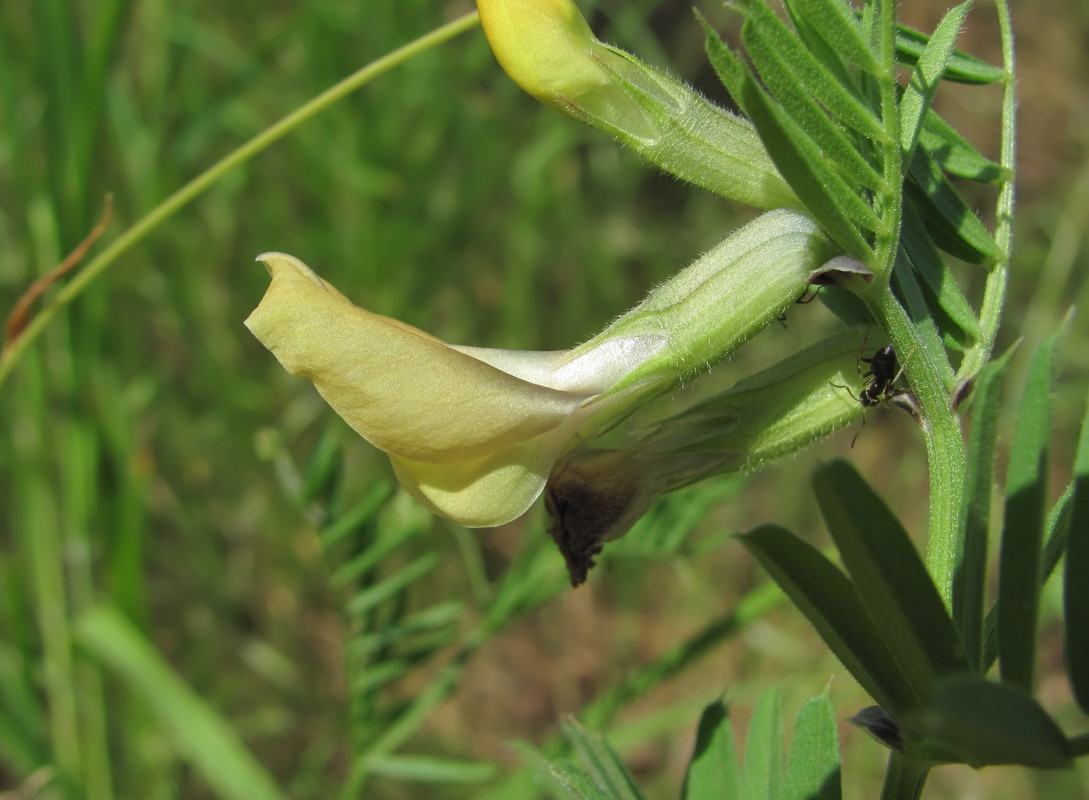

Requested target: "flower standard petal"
[
  {"left": 245, "top": 253, "right": 615, "bottom": 525},
  {"left": 246, "top": 253, "right": 593, "bottom": 465}
]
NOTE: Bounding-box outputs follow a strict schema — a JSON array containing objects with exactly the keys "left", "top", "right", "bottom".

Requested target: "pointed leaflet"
[
  {"left": 736, "top": 0, "right": 885, "bottom": 140},
  {"left": 907, "top": 149, "right": 1002, "bottom": 265},
  {"left": 702, "top": 25, "right": 873, "bottom": 259},
  {"left": 740, "top": 525, "right": 919, "bottom": 714},
  {"left": 998, "top": 331, "right": 1061, "bottom": 691},
  {"left": 1064, "top": 385, "right": 1089, "bottom": 712},
  {"left": 956, "top": 348, "right": 1014, "bottom": 671},
  {"left": 919, "top": 111, "right": 1006, "bottom": 184},
  {"left": 742, "top": 19, "right": 884, "bottom": 192},
  {"left": 900, "top": 203, "right": 981, "bottom": 342},
  {"left": 784, "top": 693, "right": 842, "bottom": 800},
  {"left": 561, "top": 717, "right": 645, "bottom": 800},
  {"left": 893, "top": 20, "right": 1006, "bottom": 85},
  {"left": 683, "top": 699, "right": 742, "bottom": 800},
  {"left": 906, "top": 675, "right": 1072, "bottom": 768},
  {"left": 742, "top": 689, "right": 784, "bottom": 800},
  {"left": 780, "top": 1, "right": 859, "bottom": 94},
  {"left": 982, "top": 483, "right": 1073, "bottom": 672},
  {"left": 511, "top": 741, "right": 613, "bottom": 800},
  {"left": 899, "top": 2, "right": 971, "bottom": 164},
  {"left": 813, "top": 462, "right": 968, "bottom": 692},
  {"left": 782, "top": 0, "right": 879, "bottom": 75},
  {"left": 890, "top": 249, "right": 956, "bottom": 388}
]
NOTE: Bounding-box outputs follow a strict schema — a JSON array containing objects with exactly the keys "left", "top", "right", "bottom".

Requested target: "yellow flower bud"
[{"left": 477, "top": 0, "right": 610, "bottom": 107}]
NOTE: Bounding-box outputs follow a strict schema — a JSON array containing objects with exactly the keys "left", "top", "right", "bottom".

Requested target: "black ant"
[
  {"left": 776, "top": 286, "right": 822, "bottom": 327},
  {"left": 833, "top": 337, "right": 916, "bottom": 446}
]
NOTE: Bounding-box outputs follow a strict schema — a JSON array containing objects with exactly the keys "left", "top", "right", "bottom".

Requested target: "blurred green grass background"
[{"left": 1, "top": 0, "right": 1088, "bottom": 797}]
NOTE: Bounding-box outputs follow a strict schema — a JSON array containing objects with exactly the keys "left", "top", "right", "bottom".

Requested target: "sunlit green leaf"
[
  {"left": 782, "top": 0, "right": 878, "bottom": 75},
  {"left": 899, "top": 2, "right": 971, "bottom": 163},
  {"left": 900, "top": 203, "right": 981, "bottom": 342},
  {"left": 893, "top": 21, "right": 1006, "bottom": 84},
  {"left": 742, "top": 20, "right": 884, "bottom": 191},
  {"left": 920, "top": 112, "right": 1006, "bottom": 183},
  {"left": 683, "top": 699, "right": 742, "bottom": 800},
  {"left": 703, "top": 27, "right": 874, "bottom": 259},
  {"left": 907, "top": 150, "right": 1002, "bottom": 265},
  {"left": 785, "top": 693, "right": 842, "bottom": 800},
  {"left": 743, "top": 689, "right": 784, "bottom": 800},
  {"left": 737, "top": 0, "right": 885, "bottom": 139}
]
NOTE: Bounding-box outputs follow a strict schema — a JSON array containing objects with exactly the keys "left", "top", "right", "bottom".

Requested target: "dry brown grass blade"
[{"left": 3, "top": 194, "right": 114, "bottom": 353}]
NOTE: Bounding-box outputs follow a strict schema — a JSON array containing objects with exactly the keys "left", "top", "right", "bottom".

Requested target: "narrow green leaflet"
[
  {"left": 737, "top": 0, "right": 886, "bottom": 140},
  {"left": 512, "top": 742, "right": 613, "bottom": 800},
  {"left": 982, "top": 483, "right": 1073, "bottom": 672},
  {"left": 561, "top": 717, "right": 646, "bottom": 800},
  {"left": 740, "top": 525, "right": 919, "bottom": 714},
  {"left": 998, "top": 332, "right": 1061, "bottom": 691},
  {"left": 779, "top": 3, "right": 858, "bottom": 93},
  {"left": 899, "top": 2, "right": 971, "bottom": 163},
  {"left": 1064, "top": 386, "right": 1089, "bottom": 713},
  {"left": 893, "top": 21, "right": 1007, "bottom": 84},
  {"left": 351, "top": 601, "right": 463, "bottom": 657},
  {"left": 75, "top": 606, "right": 288, "bottom": 800},
  {"left": 682, "top": 700, "right": 742, "bottom": 800},
  {"left": 901, "top": 203, "right": 982, "bottom": 342},
  {"left": 890, "top": 250, "right": 957, "bottom": 388},
  {"left": 742, "top": 22, "right": 885, "bottom": 191},
  {"left": 702, "top": 28, "right": 874, "bottom": 259},
  {"left": 906, "top": 675, "right": 1072, "bottom": 768},
  {"left": 344, "top": 553, "right": 440, "bottom": 617},
  {"left": 813, "top": 462, "right": 968, "bottom": 689},
  {"left": 784, "top": 694, "right": 842, "bottom": 800},
  {"left": 907, "top": 150, "right": 1003, "bottom": 265},
  {"left": 919, "top": 111, "right": 1006, "bottom": 183},
  {"left": 363, "top": 754, "right": 497, "bottom": 784},
  {"left": 742, "top": 689, "right": 783, "bottom": 800},
  {"left": 320, "top": 483, "right": 395, "bottom": 552},
  {"left": 301, "top": 424, "right": 345, "bottom": 503},
  {"left": 781, "top": 0, "right": 879, "bottom": 75},
  {"left": 956, "top": 349, "right": 1013, "bottom": 670}
]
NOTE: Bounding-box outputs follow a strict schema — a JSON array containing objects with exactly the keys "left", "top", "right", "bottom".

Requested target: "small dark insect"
[
  {"left": 833, "top": 338, "right": 915, "bottom": 446},
  {"left": 777, "top": 285, "right": 822, "bottom": 327},
  {"left": 858, "top": 345, "right": 901, "bottom": 407}
]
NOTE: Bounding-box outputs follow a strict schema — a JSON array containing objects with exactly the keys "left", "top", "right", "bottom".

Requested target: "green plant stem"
[
  {"left": 0, "top": 9, "right": 482, "bottom": 389},
  {"left": 879, "top": 754, "right": 928, "bottom": 800},
  {"left": 871, "top": 289, "right": 966, "bottom": 610},
  {"left": 954, "top": 0, "right": 1015, "bottom": 386},
  {"left": 865, "top": 0, "right": 966, "bottom": 610}
]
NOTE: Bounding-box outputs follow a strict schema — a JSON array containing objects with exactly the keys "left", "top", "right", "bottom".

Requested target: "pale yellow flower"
[
  {"left": 245, "top": 254, "right": 661, "bottom": 526},
  {"left": 246, "top": 210, "right": 828, "bottom": 528}
]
